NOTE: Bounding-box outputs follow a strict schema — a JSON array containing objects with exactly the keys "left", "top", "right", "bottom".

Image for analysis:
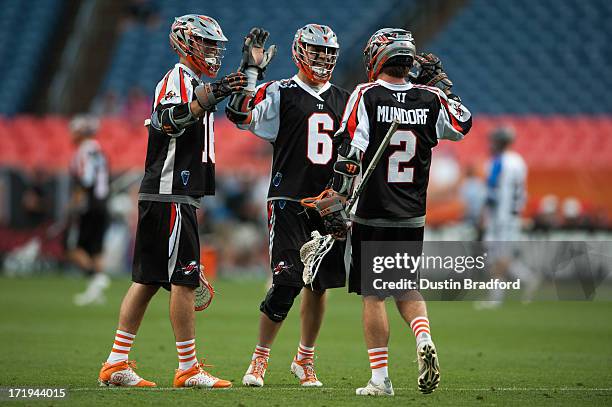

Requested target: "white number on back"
[{"left": 388, "top": 130, "right": 416, "bottom": 183}]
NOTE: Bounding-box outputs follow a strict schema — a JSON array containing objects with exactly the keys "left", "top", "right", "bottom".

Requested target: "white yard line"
[{"left": 69, "top": 387, "right": 612, "bottom": 392}]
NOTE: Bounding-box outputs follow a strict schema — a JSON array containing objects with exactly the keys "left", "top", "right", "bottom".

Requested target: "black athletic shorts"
[
  {"left": 68, "top": 207, "right": 109, "bottom": 256},
  {"left": 349, "top": 222, "right": 424, "bottom": 296},
  {"left": 132, "top": 200, "right": 200, "bottom": 290},
  {"left": 267, "top": 200, "right": 346, "bottom": 290}
]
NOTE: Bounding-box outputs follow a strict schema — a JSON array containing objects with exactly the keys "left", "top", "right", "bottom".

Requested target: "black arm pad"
[
  {"left": 154, "top": 103, "right": 197, "bottom": 137},
  {"left": 226, "top": 92, "right": 251, "bottom": 124},
  {"left": 331, "top": 133, "right": 362, "bottom": 195}
]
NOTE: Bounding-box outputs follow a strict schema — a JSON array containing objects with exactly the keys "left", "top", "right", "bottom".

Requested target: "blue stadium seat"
[
  {"left": 96, "top": 0, "right": 412, "bottom": 105},
  {"left": 426, "top": 0, "right": 612, "bottom": 114},
  {"left": 0, "top": 0, "right": 64, "bottom": 115}
]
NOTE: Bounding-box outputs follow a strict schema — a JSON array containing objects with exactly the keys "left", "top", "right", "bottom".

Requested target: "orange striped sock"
[
  {"left": 296, "top": 343, "right": 315, "bottom": 361},
  {"left": 410, "top": 316, "right": 431, "bottom": 342},
  {"left": 368, "top": 347, "right": 388, "bottom": 384},
  {"left": 176, "top": 339, "right": 197, "bottom": 370},
  {"left": 107, "top": 329, "right": 134, "bottom": 364},
  {"left": 252, "top": 345, "right": 270, "bottom": 361}
]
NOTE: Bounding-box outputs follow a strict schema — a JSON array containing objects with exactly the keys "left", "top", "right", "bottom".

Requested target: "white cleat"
[
  {"left": 290, "top": 357, "right": 322, "bottom": 387},
  {"left": 417, "top": 340, "right": 440, "bottom": 394},
  {"left": 74, "top": 292, "right": 106, "bottom": 306},
  {"left": 242, "top": 356, "right": 267, "bottom": 387},
  {"left": 356, "top": 378, "right": 394, "bottom": 396},
  {"left": 74, "top": 274, "right": 110, "bottom": 306}
]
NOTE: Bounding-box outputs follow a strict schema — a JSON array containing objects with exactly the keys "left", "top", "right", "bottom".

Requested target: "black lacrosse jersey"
[
  {"left": 139, "top": 63, "right": 215, "bottom": 197},
  {"left": 239, "top": 75, "right": 350, "bottom": 200},
  {"left": 338, "top": 79, "right": 472, "bottom": 219}
]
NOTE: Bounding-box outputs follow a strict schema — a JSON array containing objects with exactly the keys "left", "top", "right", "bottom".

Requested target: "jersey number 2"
[
  {"left": 307, "top": 113, "right": 334, "bottom": 165},
  {"left": 388, "top": 130, "right": 416, "bottom": 183}
]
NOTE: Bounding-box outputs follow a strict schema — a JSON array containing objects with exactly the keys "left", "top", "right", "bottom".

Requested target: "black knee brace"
[{"left": 259, "top": 285, "right": 303, "bottom": 322}]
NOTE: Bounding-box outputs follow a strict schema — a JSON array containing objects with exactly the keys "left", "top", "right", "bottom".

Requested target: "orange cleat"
[
  {"left": 98, "top": 360, "right": 156, "bottom": 387},
  {"left": 173, "top": 361, "right": 232, "bottom": 388},
  {"left": 290, "top": 357, "right": 323, "bottom": 387},
  {"left": 242, "top": 356, "right": 268, "bottom": 387}
]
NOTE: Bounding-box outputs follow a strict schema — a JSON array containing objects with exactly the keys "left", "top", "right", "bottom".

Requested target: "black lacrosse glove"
[
  {"left": 239, "top": 27, "right": 277, "bottom": 80},
  {"left": 195, "top": 72, "right": 247, "bottom": 110},
  {"left": 312, "top": 190, "right": 349, "bottom": 241},
  {"left": 413, "top": 52, "right": 453, "bottom": 93}
]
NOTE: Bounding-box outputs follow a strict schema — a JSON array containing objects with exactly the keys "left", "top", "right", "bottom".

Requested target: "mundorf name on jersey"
[{"left": 377, "top": 105, "right": 429, "bottom": 125}]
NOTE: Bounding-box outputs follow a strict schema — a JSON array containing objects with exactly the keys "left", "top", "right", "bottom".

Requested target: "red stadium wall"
[{"left": 1, "top": 116, "right": 611, "bottom": 222}]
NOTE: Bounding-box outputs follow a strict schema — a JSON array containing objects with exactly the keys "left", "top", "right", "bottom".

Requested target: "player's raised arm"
[
  {"left": 226, "top": 27, "right": 277, "bottom": 126},
  {"left": 411, "top": 52, "right": 472, "bottom": 140},
  {"left": 149, "top": 71, "right": 246, "bottom": 137}
]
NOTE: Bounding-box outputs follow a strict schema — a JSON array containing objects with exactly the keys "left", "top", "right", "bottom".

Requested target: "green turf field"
[{"left": 1, "top": 275, "right": 611, "bottom": 406}]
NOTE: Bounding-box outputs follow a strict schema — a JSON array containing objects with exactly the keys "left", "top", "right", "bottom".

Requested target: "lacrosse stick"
[
  {"left": 194, "top": 264, "right": 215, "bottom": 311},
  {"left": 300, "top": 120, "right": 400, "bottom": 285}
]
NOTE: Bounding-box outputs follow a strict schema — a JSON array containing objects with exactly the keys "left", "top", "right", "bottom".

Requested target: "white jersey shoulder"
[
  {"left": 238, "top": 80, "right": 284, "bottom": 141},
  {"left": 153, "top": 64, "right": 200, "bottom": 109}
]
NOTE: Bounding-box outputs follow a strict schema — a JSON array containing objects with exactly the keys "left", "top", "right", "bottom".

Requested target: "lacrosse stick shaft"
[{"left": 347, "top": 119, "right": 400, "bottom": 213}]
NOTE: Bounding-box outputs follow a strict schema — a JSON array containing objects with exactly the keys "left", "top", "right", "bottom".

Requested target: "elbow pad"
[
  {"left": 332, "top": 136, "right": 362, "bottom": 196},
  {"left": 153, "top": 103, "right": 197, "bottom": 137},
  {"left": 226, "top": 92, "right": 251, "bottom": 124}
]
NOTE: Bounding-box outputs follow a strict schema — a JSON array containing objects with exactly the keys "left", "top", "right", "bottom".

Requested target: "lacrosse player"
[
  {"left": 310, "top": 29, "right": 472, "bottom": 395},
  {"left": 97, "top": 14, "right": 246, "bottom": 388},
  {"left": 475, "top": 126, "right": 535, "bottom": 309},
  {"left": 67, "top": 115, "right": 111, "bottom": 306},
  {"left": 226, "top": 24, "right": 350, "bottom": 387}
]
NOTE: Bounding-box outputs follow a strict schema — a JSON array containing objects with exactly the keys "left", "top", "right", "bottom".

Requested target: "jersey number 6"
[{"left": 307, "top": 113, "right": 334, "bottom": 165}]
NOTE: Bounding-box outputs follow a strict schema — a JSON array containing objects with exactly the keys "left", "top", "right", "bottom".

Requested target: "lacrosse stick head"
[
  {"left": 194, "top": 264, "right": 215, "bottom": 311},
  {"left": 300, "top": 231, "right": 335, "bottom": 285}
]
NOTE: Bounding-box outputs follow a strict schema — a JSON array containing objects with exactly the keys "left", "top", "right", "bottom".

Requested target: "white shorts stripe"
[{"left": 168, "top": 204, "right": 182, "bottom": 281}]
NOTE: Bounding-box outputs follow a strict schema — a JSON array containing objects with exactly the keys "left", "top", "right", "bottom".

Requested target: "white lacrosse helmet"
[
  {"left": 292, "top": 24, "right": 339, "bottom": 83},
  {"left": 169, "top": 14, "right": 228, "bottom": 77}
]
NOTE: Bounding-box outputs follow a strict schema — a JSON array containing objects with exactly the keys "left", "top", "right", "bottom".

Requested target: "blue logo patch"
[
  {"left": 181, "top": 170, "right": 190, "bottom": 186},
  {"left": 272, "top": 172, "right": 282, "bottom": 187}
]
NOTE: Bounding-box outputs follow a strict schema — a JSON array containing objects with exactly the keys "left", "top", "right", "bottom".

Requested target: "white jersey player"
[
  {"left": 478, "top": 126, "right": 538, "bottom": 308},
  {"left": 483, "top": 126, "right": 527, "bottom": 242}
]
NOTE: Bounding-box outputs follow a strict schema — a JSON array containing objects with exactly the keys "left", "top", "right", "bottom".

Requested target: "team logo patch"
[
  {"left": 273, "top": 261, "right": 293, "bottom": 275},
  {"left": 181, "top": 170, "right": 190, "bottom": 186},
  {"left": 272, "top": 172, "right": 283, "bottom": 187},
  {"left": 180, "top": 261, "right": 199, "bottom": 275},
  {"left": 164, "top": 90, "right": 177, "bottom": 100}
]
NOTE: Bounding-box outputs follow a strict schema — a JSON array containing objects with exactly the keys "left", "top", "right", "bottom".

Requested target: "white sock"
[
  {"left": 368, "top": 347, "right": 388, "bottom": 384},
  {"left": 296, "top": 343, "right": 315, "bottom": 361},
  {"left": 107, "top": 329, "right": 134, "bottom": 364},
  {"left": 252, "top": 345, "right": 270, "bottom": 360},
  {"left": 176, "top": 339, "right": 197, "bottom": 370},
  {"left": 410, "top": 316, "right": 432, "bottom": 346}
]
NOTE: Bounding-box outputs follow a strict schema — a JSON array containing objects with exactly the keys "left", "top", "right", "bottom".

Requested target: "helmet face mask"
[
  {"left": 169, "top": 14, "right": 228, "bottom": 77},
  {"left": 363, "top": 28, "right": 416, "bottom": 82},
  {"left": 296, "top": 43, "right": 338, "bottom": 82},
  {"left": 292, "top": 24, "right": 339, "bottom": 84},
  {"left": 188, "top": 37, "right": 225, "bottom": 76}
]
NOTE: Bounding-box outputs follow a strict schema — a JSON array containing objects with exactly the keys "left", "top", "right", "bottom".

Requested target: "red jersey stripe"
[
  {"left": 156, "top": 70, "right": 172, "bottom": 107},
  {"left": 253, "top": 81, "right": 273, "bottom": 106},
  {"left": 347, "top": 83, "right": 378, "bottom": 139},
  {"left": 179, "top": 68, "right": 188, "bottom": 103}
]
